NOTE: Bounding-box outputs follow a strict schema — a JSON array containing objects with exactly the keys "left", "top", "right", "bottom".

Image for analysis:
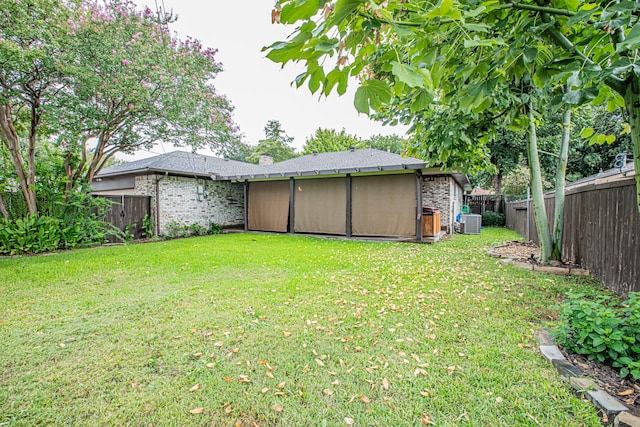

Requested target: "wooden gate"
[{"left": 101, "top": 195, "right": 151, "bottom": 240}]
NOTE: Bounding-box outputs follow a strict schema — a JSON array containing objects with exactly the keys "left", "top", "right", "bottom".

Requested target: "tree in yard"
[
  {"left": 53, "top": 1, "right": 239, "bottom": 187},
  {"left": 301, "top": 128, "right": 362, "bottom": 154},
  {"left": 0, "top": 0, "right": 240, "bottom": 215},
  {"left": 246, "top": 120, "right": 297, "bottom": 164},
  {"left": 365, "top": 134, "right": 407, "bottom": 155},
  {"left": 0, "top": 0, "right": 70, "bottom": 215},
  {"left": 472, "top": 128, "right": 527, "bottom": 212},
  {"left": 265, "top": 0, "right": 640, "bottom": 262}
]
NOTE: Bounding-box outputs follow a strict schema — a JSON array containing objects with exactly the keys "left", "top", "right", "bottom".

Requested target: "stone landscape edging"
[
  {"left": 487, "top": 247, "right": 590, "bottom": 277},
  {"left": 534, "top": 328, "right": 640, "bottom": 426}
]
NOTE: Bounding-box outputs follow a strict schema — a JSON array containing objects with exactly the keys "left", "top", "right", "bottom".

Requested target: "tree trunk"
[
  {"left": 0, "top": 105, "right": 38, "bottom": 215},
  {"left": 527, "top": 103, "right": 553, "bottom": 263},
  {"left": 622, "top": 76, "right": 640, "bottom": 218},
  {"left": 492, "top": 173, "right": 503, "bottom": 213},
  {"left": 551, "top": 107, "right": 571, "bottom": 261},
  {"left": 0, "top": 194, "right": 8, "bottom": 219}
]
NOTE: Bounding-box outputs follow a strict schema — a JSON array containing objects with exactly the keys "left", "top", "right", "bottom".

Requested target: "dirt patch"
[
  {"left": 490, "top": 240, "right": 540, "bottom": 262},
  {"left": 563, "top": 352, "right": 640, "bottom": 417}
]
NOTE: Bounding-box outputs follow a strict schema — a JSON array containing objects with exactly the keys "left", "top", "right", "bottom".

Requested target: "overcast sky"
[{"left": 121, "top": 1, "right": 407, "bottom": 160}]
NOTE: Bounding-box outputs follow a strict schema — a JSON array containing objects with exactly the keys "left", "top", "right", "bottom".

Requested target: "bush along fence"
[{"left": 505, "top": 177, "right": 640, "bottom": 295}]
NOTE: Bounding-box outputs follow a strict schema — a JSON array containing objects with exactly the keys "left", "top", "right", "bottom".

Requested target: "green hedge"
[{"left": 482, "top": 211, "right": 506, "bottom": 227}]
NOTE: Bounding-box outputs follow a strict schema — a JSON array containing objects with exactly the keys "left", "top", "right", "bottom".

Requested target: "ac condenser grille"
[{"left": 461, "top": 214, "right": 481, "bottom": 234}]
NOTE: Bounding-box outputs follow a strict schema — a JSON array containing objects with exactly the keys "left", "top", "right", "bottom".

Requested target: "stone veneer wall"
[
  {"left": 133, "top": 174, "right": 244, "bottom": 235},
  {"left": 422, "top": 175, "right": 465, "bottom": 233}
]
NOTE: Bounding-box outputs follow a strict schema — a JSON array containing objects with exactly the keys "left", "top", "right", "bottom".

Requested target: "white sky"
[{"left": 120, "top": 1, "right": 407, "bottom": 160}]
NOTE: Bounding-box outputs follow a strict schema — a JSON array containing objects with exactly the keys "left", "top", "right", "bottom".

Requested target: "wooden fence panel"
[
  {"left": 101, "top": 195, "right": 151, "bottom": 241},
  {"left": 505, "top": 179, "right": 640, "bottom": 295},
  {"left": 469, "top": 195, "right": 504, "bottom": 214}
]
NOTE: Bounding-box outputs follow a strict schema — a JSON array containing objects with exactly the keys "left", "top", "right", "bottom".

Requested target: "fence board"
[
  {"left": 505, "top": 179, "right": 640, "bottom": 295},
  {"left": 101, "top": 195, "right": 151, "bottom": 241},
  {"left": 468, "top": 195, "right": 504, "bottom": 214}
]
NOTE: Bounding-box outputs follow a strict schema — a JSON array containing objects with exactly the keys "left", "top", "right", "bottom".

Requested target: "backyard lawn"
[{"left": 0, "top": 228, "right": 603, "bottom": 426}]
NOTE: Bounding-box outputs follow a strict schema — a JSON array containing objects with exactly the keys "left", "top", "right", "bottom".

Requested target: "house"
[{"left": 92, "top": 149, "right": 471, "bottom": 241}]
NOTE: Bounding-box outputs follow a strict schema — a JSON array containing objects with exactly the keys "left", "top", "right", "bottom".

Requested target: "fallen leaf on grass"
[
  {"left": 192, "top": 352, "right": 203, "bottom": 358},
  {"left": 189, "top": 407, "right": 204, "bottom": 414},
  {"left": 206, "top": 362, "right": 215, "bottom": 368},
  {"left": 283, "top": 331, "right": 292, "bottom": 337},
  {"left": 266, "top": 371, "right": 275, "bottom": 379},
  {"left": 344, "top": 417, "right": 355, "bottom": 425},
  {"left": 315, "top": 359, "right": 325, "bottom": 367},
  {"left": 323, "top": 388, "right": 334, "bottom": 395},
  {"left": 420, "top": 389, "right": 431, "bottom": 397},
  {"left": 359, "top": 396, "right": 371, "bottom": 403},
  {"left": 271, "top": 404, "right": 283, "bottom": 412},
  {"left": 261, "top": 387, "right": 269, "bottom": 393},
  {"left": 277, "top": 381, "right": 286, "bottom": 389},
  {"left": 189, "top": 383, "right": 201, "bottom": 392},
  {"left": 382, "top": 378, "right": 390, "bottom": 390},
  {"left": 214, "top": 341, "right": 224, "bottom": 347},
  {"left": 421, "top": 413, "right": 435, "bottom": 425},
  {"left": 224, "top": 405, "right": 232, "bottom": 415},
  {"left": 414, "top": 367, "right": 428, "bottom": 377}
]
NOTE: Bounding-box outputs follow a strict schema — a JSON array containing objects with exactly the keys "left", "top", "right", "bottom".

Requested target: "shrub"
[
  {"left": 208, "top": 222, "right": 222, "bottom": 235},
  {"left": 482, "top": 211, "right": 506, "bottom": 227},
  {"left": 163, "top": 221, "right": 222, "bottom": 239},
  {"left": 141, "top": 214, "right": 153, "bottom": 238},
  {"left": 0, "top": 215, "right": 61, "bottom": 255},
  {"left": 553, "top": 293, "right": 640, "bottom": 380}
]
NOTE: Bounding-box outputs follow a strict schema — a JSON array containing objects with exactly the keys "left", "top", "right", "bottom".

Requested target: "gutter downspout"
[{"left": 155, "top": 172, "right": 168, "bottom": 236}]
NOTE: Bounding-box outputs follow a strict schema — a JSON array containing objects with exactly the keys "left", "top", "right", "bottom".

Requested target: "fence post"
[{"left": 526, "top": 187, "right": 530, "bottom": 241}]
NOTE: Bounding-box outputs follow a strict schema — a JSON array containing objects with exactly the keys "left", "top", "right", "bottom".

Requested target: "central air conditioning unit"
[{"left": 461, "top": 214, "right": 481, "bottom": 234}]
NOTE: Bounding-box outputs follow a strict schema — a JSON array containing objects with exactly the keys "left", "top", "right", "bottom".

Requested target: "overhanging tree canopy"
[{"left": 266, "top": 0, "right": 640, "bottom": 215}]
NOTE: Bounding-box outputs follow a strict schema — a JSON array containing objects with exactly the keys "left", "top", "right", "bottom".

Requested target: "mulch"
[{"left": 563, "top": 352, "right": 640, "bottom": 417}]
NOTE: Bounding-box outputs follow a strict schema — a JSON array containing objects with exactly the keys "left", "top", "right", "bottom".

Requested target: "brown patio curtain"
[
  {"left": 294, "top": 178, "right": 346, "bottom": 235},
  {"left": 247, "top": 180, "right": 289, "bottom": 232},
  {"left": 352, "top": 174, "right": 416, "bottom": 237}
]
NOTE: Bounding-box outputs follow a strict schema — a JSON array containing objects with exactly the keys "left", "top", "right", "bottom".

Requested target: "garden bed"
[{"left": 563, "top": 352, "right": 640, "bottom": 417}]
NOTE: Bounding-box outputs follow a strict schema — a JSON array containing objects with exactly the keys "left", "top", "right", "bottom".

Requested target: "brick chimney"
[{"left": 259, "top": 154, "right": 274, "bottom": 166}]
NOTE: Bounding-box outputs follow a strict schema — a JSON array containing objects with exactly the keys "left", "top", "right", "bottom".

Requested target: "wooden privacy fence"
[
  {"left": 101, "top": 195, "right": 151, "bottom": 241},
  {"left": 469, "top": 195, "right": 504, "bottom": 214},
  {"left": 505, "top": 178, "right": 640, "bottom": 295}
]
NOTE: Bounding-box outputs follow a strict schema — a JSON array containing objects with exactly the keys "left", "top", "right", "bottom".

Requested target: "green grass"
[{"left": 0, "top": 229, "right": 604, "bottom": 426}]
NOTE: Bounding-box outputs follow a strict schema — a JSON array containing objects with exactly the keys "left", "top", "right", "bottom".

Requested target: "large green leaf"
[
  {"left": 426, "top": 0, "right": 461, "bottom": 19},
  {"left": 353, "top": 80, "right": 391, "bottom": 114},
  {"left": 265, "top": 41, "right": 303, "bottom": 64},
  {"left": 391, "top": 62, "right": 424, "bottom": 88},
  {"left": 280, "top": 0, "right": 320, "bottom": 24},
  {"left": 330, "top": 0, "right": 366, "bottom": 26},
  {"left": 617, "top": 23, "right": 640, "bottom": 52}
]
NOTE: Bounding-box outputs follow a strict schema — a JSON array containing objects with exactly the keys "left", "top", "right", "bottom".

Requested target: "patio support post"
[
  {"left": 416, "top": 170, "right": 423, "bottom": 243},
  {"left": 346, "top": 174, "right": 352, "bottom": 237},
  {"left": 244, "top": 180, "right": 249, "bottom": 232},
  {"left": 289, "top": 177, "right": 295, "bottom": 234}
]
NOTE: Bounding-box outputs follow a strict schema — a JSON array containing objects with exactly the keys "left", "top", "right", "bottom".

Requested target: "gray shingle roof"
[
  {"left": 226, "top": 148, "right": 426, "bottom": 179},
  {"left": 97, "top": 151, "right": 264, "bottom": 178},
  {"left": 96, "top": 148, "right": 427, "bottom": 180}
]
